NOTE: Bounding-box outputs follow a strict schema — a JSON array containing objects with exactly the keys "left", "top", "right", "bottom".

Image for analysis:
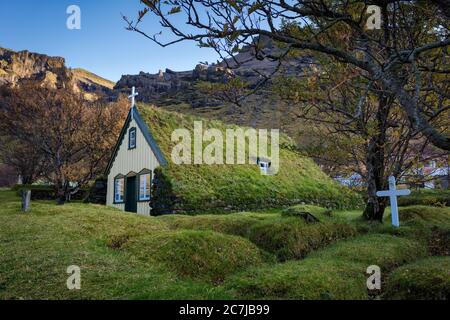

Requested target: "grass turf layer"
[
  {"left": 396, "top": 205, "right": 450, "bottom": 227},
  {"left": 308, "top": 234, "right": 428, "bottom": 270},
  {"left": 247, "top": 216, "right": 357, "bottom": 261},
  {"left": 0, "top": 190, "right": 445, "bottom": 300},
  {"left": 159, "top": 208, "right": 358, "bottom": 261},
  {"left": 224, "top": 234, "right": 428, "bottom": 299},
  {"left": 226, "top": 258, "right": 368, "bottom": 300},
  {"left": 137, "top": 104, "right": 362, "bottom": 212},
  {"left": 397, "top": 189, "right": 450, "bottom": 207},
  {"left": 0, "top": 190, "right": 231, "bottom": 299},
  {"left": 384, "top": 256, "right": 450, "bottom": 300},
  {"left": 122, "top": 230, "right": 266, "bottom": 283}
]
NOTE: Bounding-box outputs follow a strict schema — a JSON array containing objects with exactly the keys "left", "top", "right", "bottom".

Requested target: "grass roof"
[{"left": 137, "top": 104, "right": 362, "bottom": 213}]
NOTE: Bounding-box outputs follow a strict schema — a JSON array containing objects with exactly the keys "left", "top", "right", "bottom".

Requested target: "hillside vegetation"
[{"left": 138, "top": 104, "right": 362, "bottom": 213}]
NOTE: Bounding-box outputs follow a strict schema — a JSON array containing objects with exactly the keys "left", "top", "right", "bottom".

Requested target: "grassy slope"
[
  {"left": 0, "top": 190, "right": 448, "bottom": 300},
  {"left": 0, "top": 190, "right": 231, "bottom": 299},
  {"left": 138, "top": 104, "right": 361, "bottom": 211}
]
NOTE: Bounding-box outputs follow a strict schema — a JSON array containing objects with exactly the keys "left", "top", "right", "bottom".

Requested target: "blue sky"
[{"left": 0, "top": 0, "right": 219, "bottom": 81}]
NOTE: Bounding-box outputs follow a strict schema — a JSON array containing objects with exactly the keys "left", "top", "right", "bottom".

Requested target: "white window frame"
[
  {"left": 138, "top": 173, "right": 151, "bottom": 201},
  {"left": 114, "top": 177, "right": 124, "bottom": 203}
]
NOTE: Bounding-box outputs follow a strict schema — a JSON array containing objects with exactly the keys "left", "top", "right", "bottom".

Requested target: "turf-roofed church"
[
  {"left": 105, "top": 86, "right": 361, "bottom": 216},
  {"left": 105, "top": 87, "right": 167, "bottom": 215}
]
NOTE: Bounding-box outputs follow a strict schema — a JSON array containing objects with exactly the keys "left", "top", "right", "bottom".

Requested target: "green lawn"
[{"left": 0, "top": 189, "right": 448, "bottom": 300}]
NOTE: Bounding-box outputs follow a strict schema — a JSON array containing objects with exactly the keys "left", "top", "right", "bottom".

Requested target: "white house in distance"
[{"left": 105, "top": 88, "right": 167, "bottom": 215}]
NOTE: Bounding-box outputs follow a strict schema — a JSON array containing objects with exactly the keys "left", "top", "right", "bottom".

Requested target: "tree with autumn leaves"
[{"left": 0, "top": 83, "right": 128, "bottom": 204}]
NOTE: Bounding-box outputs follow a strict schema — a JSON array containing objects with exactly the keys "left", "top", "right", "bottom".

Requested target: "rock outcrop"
[
  {"left": 0, "top": 47, "right": 114, "bottom": 100},
  {"left": 115, "top": 39, "right": 311, "bottom": 105},
  {"left": 0, "top": 47, "right": 69, "bottom": 87},
  {"left": 114, "top": 38, "right": 314, "bottom": 133}
]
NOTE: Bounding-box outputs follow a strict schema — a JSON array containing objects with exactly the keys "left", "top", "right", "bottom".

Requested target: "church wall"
[{"left": 106, "top": 116, "right": 161, "bottom": 216}]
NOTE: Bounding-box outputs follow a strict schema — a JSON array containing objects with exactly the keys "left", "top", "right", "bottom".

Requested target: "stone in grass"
[{"left": 281, "top": 206, "right": 329, "bottom": 223}]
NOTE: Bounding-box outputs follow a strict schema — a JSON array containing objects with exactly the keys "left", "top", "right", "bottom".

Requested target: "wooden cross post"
[{"left": 376, "top": 176, "right": 411, "bottom": 227}]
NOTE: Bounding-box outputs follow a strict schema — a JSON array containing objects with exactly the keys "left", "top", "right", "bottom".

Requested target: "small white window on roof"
[
  {"left": 259, "top": 161, "right": 269, "bottom": 174},
  {"left": 257, "top": 157, "right": 271, "bottom": 175}
]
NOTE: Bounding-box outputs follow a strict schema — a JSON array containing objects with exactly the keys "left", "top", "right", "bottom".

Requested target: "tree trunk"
[
  {"left": 364, "top": 182, "right": 387, "bottom": 222},
  {"left": 363, "top": 94, "right": 389, "bottom": 221},
  {"left": 22, "top": 177, "right": 33, "bottom": 185},
  {"left": 363, "top": 138, "right": 387, "bottom": 221},
  {"left": 55, "top": 182, "right": 67, "bottom": 205}
]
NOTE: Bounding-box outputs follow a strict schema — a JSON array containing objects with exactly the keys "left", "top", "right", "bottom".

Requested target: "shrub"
[
  {"left": 150, "top": 167, "right": 178, "bottom": 216},
  {"left": 384, "top": 257, "right": 450, "bottom": 300},
  {"left": 12, "top": 184, "right": 89, "bottom": 201},
  {"left": 247, "top": 217, "right": 357, "bottom": 261},
  {"left": 122, "top": 230, "right": 265, "bottom": 282},
  {"left": 398, "top": 189, "right": 450, "bottom": 207},
  {"left": 13, "top": 184, "right": 55, "bottom": 200}
]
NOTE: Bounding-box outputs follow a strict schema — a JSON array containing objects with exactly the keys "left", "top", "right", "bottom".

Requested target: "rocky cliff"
[
  {"left": 114, "top": 39, "right": 313, "bottom": 139},
  {"left": 115, "top": 39, "right": 311, "bottom": 105},
  {"left": 0, "top": 47, "right": 114, "bottom": 100}
]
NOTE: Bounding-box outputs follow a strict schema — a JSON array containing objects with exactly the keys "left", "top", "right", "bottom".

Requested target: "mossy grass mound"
[
  {"left": 308, "top": 234, "right": 428, "bottom": 270},
  {"left": 397, "top": 189, "right": 450, "bottom": 207},
  {"left": 226, "top": 258, "right": 368, "bottom": 300},
  {"left": 137, "top": 104, "right": 362, "bottom": 213},
  {"left": 225, "top": 234, "right": 428, "bottom": 299},
  {"left": 122, "top": 229, "right": 266, "bottom": 282},
  {"left": 394, "top": 205, "right": 450, "bottom": 226},
  {"left": 0, "top": 189, "right": 445, "bottom": 299},
  {"left": 158, "top": 212, "right": 274, "bottom": 237},
  {"left": 384, "top": 256, "right": 450, "bottom": 300},
  {"left": 159, "top": 211, "right": 357, "bottom": 261},
  {"left": 247, "top": 216, "right": 357, "bottom": 261},
  {"left": 382, "top": 206, "right": 450, "bottom": 246}
]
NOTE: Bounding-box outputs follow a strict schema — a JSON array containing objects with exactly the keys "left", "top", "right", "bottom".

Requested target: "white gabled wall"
[{"left": 106, "top": 117, "right": 160, "bottom": 215}]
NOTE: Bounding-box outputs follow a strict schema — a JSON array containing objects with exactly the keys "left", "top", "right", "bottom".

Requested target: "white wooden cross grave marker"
[{"left": 376, "top": 176, "right": 410, "bottom": 227}]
